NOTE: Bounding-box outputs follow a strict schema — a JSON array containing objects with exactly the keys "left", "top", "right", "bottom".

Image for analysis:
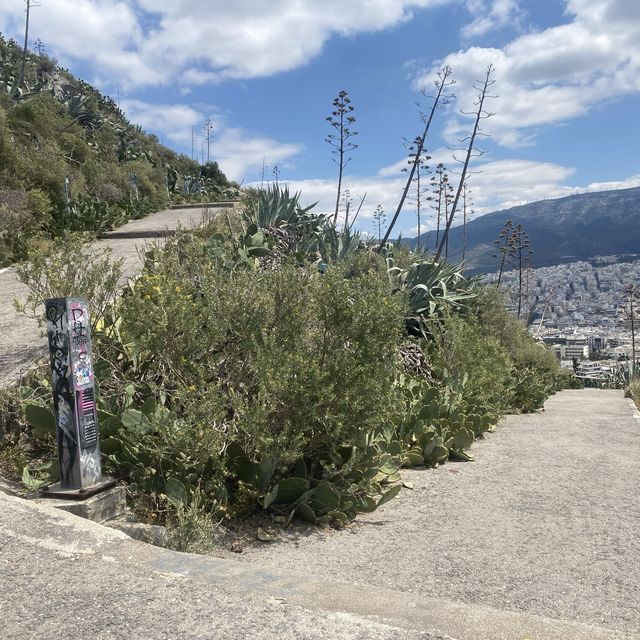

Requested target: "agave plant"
[
  {"left": 385, "top": 246, "right": 477, "bottom": 333},
  {"left": 244, "top": 184, "right": 317, "bottom": 229},
  {"left": 318, "top": 221, "right": 363, "bottom": 264},
  {"left": 63, "top": 93, "right": 102, "bottom": 131},
  {"left": 288, "top": 215, "right": 326, "bottom": 258}
]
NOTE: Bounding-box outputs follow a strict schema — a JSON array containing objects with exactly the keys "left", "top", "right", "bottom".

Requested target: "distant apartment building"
[
  {"left": 575, "top": 361, "right": 605, "bottom": 381},
  {"left": 587, "top": 335, "right": 606, "bottom": 356},
  {"left": 551, "top": 344, "right": 589, "bottom": 360}
]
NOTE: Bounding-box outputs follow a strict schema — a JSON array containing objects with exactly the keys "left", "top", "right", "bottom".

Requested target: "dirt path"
[
  {"left": 231, "top": 389, "right": 640, "bottom": 636},
  {"left": 0, "top": 205, "right": 225, "bottom": 386}
]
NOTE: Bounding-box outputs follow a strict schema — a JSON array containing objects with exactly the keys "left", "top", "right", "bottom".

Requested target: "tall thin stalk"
[
  {"left": 625, "top": 285, "right": 637, "bottom": 377},
  {"left": 378, "top": 66, "right": 454, "bottom": 251},
  {"left": 14, "top": 0, "right": 37, "bottom": 98},
  {"left": 326, "top": 91, "right": 358, "bottom": 227},
  {"left": 462, "top": 182, "right": 472, "bottom": 261},
  {"left": 493, "top": 219, "right": 514, "bottom": 289},
  {"left": 435, "top": 65, "right": 496, "bottom": 261},
  {"left": 348, "top": 192, "right": 366, "bottom": 233}
]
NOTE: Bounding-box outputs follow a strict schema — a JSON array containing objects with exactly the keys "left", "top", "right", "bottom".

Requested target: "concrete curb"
[
  {"left": 1, "top": 490, "right": 637, "bottom": 640},
  {"left": 170, "top": 201, "right": 240, "bottom": 210}
]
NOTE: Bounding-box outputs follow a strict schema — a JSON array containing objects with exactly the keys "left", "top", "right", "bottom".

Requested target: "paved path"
[
  {"left": 0, "top": 206, "right": 220, "bottom": 387},
  {"left": 236, "top": 389, "right": 640, "bottom": 637},
  {"left": 1, "top": 390, "right": 639, "bottom": 639}
]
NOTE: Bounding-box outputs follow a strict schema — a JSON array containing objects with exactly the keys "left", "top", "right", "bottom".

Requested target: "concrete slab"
[
  {"left": 170, "top": 201, "right": 240, "bottom": 210},
  {"left": 36, "top": 484, "right": 127, "bottom": 524},
  {"left": 2, "top": 472, "right": 639, "bottom": 640}
]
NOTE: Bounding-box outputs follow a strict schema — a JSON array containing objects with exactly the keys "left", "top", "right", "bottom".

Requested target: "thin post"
[
  {"left": 632, "top": 298, "right": 636, "bottom": 376},
  {"left": 45, "top": 298, "right": 102, "bottom": 490},
  {"left": 14, "top": 0, "right": 33, "bottom": 97},
  {"left": 435, "top": 65, "right": 495, "bottom": 261},
  {"left": 204, "top": 119, "right": 214, "bottom": 164}
]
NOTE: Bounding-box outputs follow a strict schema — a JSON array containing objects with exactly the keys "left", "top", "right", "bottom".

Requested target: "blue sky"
[{"left": 1, "top": 0, "right": 639, "bottom": 236}]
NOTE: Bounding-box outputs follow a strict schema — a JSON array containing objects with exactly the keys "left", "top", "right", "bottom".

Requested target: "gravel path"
[
  {"left": 0, "top": 206, "right": 221, "bottom": 386},
  {"left": 234, "top": 389, "right": 640, "bottom": 635}
]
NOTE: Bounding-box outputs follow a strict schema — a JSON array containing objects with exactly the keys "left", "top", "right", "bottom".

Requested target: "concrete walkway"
[
  {"left": 0, "top": 205, "right": 220, "bottom": 387},
  {"left": 1, "top": 390, "right": 639, "bottom": 639},
  {"left": 237, "top": 389, "right": 640, "bottom": 636}
]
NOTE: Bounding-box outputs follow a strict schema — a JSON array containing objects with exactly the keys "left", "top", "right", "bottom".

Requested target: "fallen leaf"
[{"left": 257, "top": 527, "right": 275, "bottom": 542}]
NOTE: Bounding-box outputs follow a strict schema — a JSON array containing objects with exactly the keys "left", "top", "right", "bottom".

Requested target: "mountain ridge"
[{"left": 404, "top": 185, "right": 640, "bottom": 273}]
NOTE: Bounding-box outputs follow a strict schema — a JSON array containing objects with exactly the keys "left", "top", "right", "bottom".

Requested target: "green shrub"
[
  {"left": 426, "top": 311, "right": 515, "bottom": 411},
  {"left": 88, "top": 233, "right": 406, "bottom": 523},
  {"left": 14, "top": 233, "right": 124, "bottom": 329},
  {"left": 166, "top": 489, "right": 220, "bottom": 553},
  {"left": 466, "top": 288, "right": 573, "bottom": 408}
]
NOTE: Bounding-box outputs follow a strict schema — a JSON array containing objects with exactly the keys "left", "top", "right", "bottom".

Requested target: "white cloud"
[
  {"left": 212, "top": 129, "right": 303, "bottom": 183},
  {"left": 277, "top": 176, "right": 405, "bottom": 225},
  {"left": 120, "top": 99, "right": 204, "bottom": 145},
  {"left": 377, "top": 146, "right": 457, "bottom": 178},
  {"left": 134, "top": 0, "right": 448, "bottom": 82},
  {"left": 582, "top": 174, "right": 640, "bottom": 192},
  {"left": 0, "top": 0, "right": 161, "bottom": 88},
  {"left": 415, "top": 0, "right": 640, "bottom": 147},
  {"left": 466, "top": 158, "right": 576, "bottom": 211},
  {"left": 119, "top": 99, "right": 303, "bottom": 181},
  {"left": 461, "top": 0, "right": 525, "bottom": 39},
  {"left": 0, "top": 0, "right": 448, "bottom": 87},
  {"left": 270, "top": 156, "right": 584, "bottom": 234}
]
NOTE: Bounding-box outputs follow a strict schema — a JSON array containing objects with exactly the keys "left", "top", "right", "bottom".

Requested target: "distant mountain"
[{"left": 404, "top": 186, "right": 640, "bottom": 273}]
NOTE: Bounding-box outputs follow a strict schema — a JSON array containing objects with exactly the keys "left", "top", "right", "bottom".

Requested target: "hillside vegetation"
[
  {"left": 1, "top": 185, "right": 576, "bottom": 549},
  {"left": 0, "top": 33, "right": 234, "bottom": 266}
]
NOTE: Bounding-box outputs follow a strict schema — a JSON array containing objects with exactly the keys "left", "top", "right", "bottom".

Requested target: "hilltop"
[
  {"left": 0, "top": 33, "right": 233, "bottom": 265},
  {"left": 405, "top": 186, "right": 640, "bottom": 273}
]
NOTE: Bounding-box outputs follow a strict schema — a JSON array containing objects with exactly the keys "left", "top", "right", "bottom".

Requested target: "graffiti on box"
[{"left": 46, "top": 297, "right": 101, "bottom": 489}]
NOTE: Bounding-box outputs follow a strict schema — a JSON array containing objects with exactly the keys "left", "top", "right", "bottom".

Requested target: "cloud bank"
[
  {"left": 0, "top": 0, "right": 447, "bottom": 87},
  {"left": 415, "top": 0, "right": 640, "bottom": 147}
]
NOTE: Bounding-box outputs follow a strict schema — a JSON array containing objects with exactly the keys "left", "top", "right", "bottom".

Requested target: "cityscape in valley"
[
  {"left": 487, "top": 255, "right": 639, "bottom": 380},
  {"left": 407, "top": 185, "right": 640, "bottom": 384}
]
